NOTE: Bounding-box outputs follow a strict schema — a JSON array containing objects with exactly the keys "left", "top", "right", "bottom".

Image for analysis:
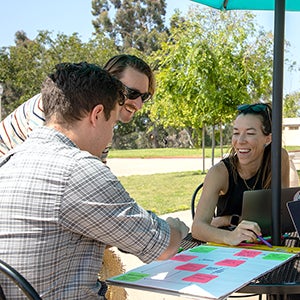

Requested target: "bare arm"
[
  {"left": 156, "top": 217, "right": 189, "bottom": 260},
  {"left": 191, "top": 162, "right": 261, "bottom": 246}
]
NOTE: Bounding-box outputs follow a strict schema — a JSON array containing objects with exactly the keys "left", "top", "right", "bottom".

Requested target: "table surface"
[{"left": 180, "top": 233, "right": 300, "bottom": 295}]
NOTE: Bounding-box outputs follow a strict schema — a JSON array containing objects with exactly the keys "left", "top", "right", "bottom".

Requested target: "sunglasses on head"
[
  {"left": 237, "top": 103, "right": 272, "bottom": 134},
  {"left": 124, "top": 85, "right": 152, "bottom": 103},
  {"left": 237, "top": 103, "right": 270, "bottom": 113}
]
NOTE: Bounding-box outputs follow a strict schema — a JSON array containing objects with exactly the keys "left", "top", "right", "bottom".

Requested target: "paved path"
[
  {"left": 107, "top": 157, "right": 221, "bottom": 177},
  {"left": 107, "top": 157, "right": 264, "bottom": 300}
]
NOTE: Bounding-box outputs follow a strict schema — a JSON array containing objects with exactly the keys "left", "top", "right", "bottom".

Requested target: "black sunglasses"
[{"left": 124, "top": 85, "right": 152, "bottom": 103}]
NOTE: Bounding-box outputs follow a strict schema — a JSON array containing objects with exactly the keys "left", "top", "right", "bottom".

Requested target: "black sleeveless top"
[{"left": 216, "top": 157, "right": 263, "bottom": 217}]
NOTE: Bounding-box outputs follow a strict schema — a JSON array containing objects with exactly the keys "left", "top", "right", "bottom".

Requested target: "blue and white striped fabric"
[
  {"left": 0, "top": 93, "right": 44, "bottom": 155},
  {"left": 0, "top": 94, "right": 110, "bottom": 162}
]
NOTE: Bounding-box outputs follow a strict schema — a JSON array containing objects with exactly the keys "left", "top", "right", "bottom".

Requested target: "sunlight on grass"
[
  {"left": 109, "top": 146, "right": 299, "bottom": 159},
  {"left": 109, "top": 147, "right": 230, "bottom": 158},
  {"left": 114, "top": 148, "right": 300, "bottom": 215},
  {"left": 118, "top": 171, "right": 206, "bottom": 215}
]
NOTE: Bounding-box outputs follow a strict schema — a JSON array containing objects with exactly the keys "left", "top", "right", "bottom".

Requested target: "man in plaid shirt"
[{"left": 0, "top": 62, "right": 189, "bottom": 299}]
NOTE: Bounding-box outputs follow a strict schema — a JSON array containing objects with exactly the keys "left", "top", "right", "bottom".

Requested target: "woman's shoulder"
[
  {"left": 207, "top": 160, "right": 228, "bottom": 177},
  {"left": 204, "top": 160, "right": 230, "bottom": 194}
]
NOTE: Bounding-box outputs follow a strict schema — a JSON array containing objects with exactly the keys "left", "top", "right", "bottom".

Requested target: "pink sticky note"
[
  {"left": 235, "top": 249, "right": 262, "bottom": 258},
  {"left": 171, "top": 254, "right": 198, "bottom": 262},
  {"left": 175, "top": 263, "right": 207, "bottom": 272},
  {"left": 215, "top": 259, "right": 246, "bottom": 267},
  {"left": 183, "top": 273, "right": 218, "bottom": 283}
]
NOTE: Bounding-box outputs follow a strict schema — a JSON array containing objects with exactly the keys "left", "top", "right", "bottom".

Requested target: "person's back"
[{"left": 0, "top": 128, "right": 106, "bottom": 298}]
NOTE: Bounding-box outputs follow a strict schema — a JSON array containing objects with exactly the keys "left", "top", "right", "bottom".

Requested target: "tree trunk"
[
  {"left": 220, "top": 122, "right": 223, "bottom": 158},
  {"left": 202, "top": 125, "right": 206, "bottom": 173},
  {"left": 211, "top": 125, "right": 215, "bottom": 166}
]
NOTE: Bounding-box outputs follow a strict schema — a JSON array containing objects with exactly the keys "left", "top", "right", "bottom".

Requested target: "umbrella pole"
[{"left": 271, "top": 0, "right": 285, "bottom": 246}]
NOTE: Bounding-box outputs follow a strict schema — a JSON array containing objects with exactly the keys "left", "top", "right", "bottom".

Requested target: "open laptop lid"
[
  {"left": 286, "top": 199, "right": 300, "bottom": 237},
  {"left": 242, "top": 187, "right": 300, "bottom": 236}
]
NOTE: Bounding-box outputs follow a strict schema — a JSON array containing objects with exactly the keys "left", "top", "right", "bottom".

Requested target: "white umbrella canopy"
[{"left": 191, "top": 0, "right": 300, "bottom": 245}]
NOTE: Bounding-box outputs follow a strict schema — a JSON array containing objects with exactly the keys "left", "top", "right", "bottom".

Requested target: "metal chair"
[
  {"left": 0, "top": 259, "right": 42, "bottom": 300},
  {"left": 191, "top": 182, "right": 203, "bottom": 219}
]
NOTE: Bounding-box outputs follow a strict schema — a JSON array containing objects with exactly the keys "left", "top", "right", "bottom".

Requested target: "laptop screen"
[
  {"left": 286, "top": 200, "right": 300, "bottom": 237},
  {"left": 242, "top": 187, "right": 300, "bottom": 236}
]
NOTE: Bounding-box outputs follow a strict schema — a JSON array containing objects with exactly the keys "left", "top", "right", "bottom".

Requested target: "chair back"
[
  {"left": 191, "top": 182, "right": 203, "bottom": 219},
  {"left": 0, "top": 259, "right": 42, "bottom": 300}
]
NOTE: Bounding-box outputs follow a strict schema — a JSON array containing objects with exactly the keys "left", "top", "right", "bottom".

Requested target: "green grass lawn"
[
  {"left": 119, "top": 171, "right": 206, "bottom": 215},
  {"left": 114, "top": 147, "right": 300, "bottom": 215},
  {"left": 109, "top": 147, "right": 230, "bottom": 158},
  {"left": 109, "top": 146, "right": 300, "bottom": 159},
  {"left": 119, "top": 169, "right": 300, "bottom": 216}
]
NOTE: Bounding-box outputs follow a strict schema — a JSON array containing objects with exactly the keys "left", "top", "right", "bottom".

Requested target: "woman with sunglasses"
[
  {"left": 0, "top": 54, "right": 154, "bottom": 163},
  {"left": 191, "top": 103, "right": 290, "bottom": 246}
]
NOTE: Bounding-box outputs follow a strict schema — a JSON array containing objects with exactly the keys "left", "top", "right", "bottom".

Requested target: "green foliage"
[
  {"left": 149, "top": 8, "right": 274, "bottom": 147},
  {"left": 283, "top": 92, "right": 300, "bottom": 117},
  {"left": 0, "top": 31, "right": 119, "bottom": 116},
  {"left": 91, "top": 0, "right": 168, "bottom": 53},
  {"left": 1, "top": 4, "right": 295, "bottom": 152},
  {"left": 0, "top": 36, "right": 49, "bottom": 112}
]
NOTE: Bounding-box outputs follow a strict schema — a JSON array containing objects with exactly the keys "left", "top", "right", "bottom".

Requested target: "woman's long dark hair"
[{"left": 229, "top": 103, "right": 272, "bottom": 189}]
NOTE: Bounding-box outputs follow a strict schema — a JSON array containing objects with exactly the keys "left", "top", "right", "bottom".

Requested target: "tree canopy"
[
  {"left": 149, "top": 8, "right": 274, "bottom": 146},
  {"left": 91, "top": 0, "right": 168, "bottom": 54},
  {"left": 283, "top": 91, "right": 300, "bottom": 117},
  {"left": 0, "top": 31, "right": 119, "bottom": 114},
  {"left": 1, "top": 3, "right": 296, "bottom": 149}
]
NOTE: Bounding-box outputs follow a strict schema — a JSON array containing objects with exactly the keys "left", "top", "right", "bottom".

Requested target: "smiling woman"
[{"left": 191, "top": 102, "right": 290, "bottom": 246}]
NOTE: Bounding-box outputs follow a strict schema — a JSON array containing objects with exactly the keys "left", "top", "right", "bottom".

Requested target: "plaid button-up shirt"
[{"left": 0, "top": 127, "right": 170, "bottom": 299}]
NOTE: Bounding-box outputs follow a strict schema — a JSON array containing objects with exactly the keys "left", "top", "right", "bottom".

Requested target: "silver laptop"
[
  {"left": 242, "top": 187, "right": 300, "bottom": 236},
  {"left": 286, "top": 200, "right": 300, "bottom": 237}
]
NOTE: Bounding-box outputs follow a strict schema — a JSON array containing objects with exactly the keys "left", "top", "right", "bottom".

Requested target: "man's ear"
[{"left": 90, "top": 104, "right": 104, "bottom": 126}]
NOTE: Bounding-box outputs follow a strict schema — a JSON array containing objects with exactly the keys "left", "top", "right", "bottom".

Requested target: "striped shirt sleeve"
[
  {"left": 0, "top": 93, "right": 45, "bottom": 156},
  {"left": 0, "top": 93, "right": 110, "bottom": 163}
]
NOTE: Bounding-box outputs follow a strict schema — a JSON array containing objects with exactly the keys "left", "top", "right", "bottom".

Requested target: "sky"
[{"left": 1, "top": 0, "right": 300, "bottom": 95}]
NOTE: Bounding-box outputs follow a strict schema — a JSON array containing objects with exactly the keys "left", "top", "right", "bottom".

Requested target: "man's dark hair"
[
  {"left": 104, "top": 54, "right": 155, "bottom": 96},
  {"left": 42, "top": 62, "right": 125, "bottom": 124}
]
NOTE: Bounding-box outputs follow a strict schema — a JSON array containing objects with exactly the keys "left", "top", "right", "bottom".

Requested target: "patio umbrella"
[{"left": 191, "top": 0, "right": 300, "bottom": 245}]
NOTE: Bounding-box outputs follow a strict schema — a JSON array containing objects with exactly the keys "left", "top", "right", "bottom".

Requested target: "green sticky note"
[
  {"left": 189, "top": 246, "right": 217, "bottom": 253},
  {"left": 114, "top": 272, "right": 150, "bottom": 282},
  {"left": 263, "top": 253, "right": 293, "bottom": 261}
]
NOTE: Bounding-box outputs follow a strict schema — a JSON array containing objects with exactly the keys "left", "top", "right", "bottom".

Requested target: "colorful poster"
[{"left": 107, "top": 245, "right": 295, "bottom": 300}]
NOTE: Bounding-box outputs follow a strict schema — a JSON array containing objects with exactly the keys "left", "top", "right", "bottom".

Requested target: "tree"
[
  {"left": 91, "top": 0, "right": 168, "bottom": 54},
  {"left": 0, "top": 31, "right": 118, "bottom": 117},
  {"left": 90, "top": 0, "right": 171, "bottom": 147},
  {"left": 283, "top": 91, "right": 300, "bottom": 117},
  {"left": 149, "top": 8, "right": 274, "bottom": 152}
]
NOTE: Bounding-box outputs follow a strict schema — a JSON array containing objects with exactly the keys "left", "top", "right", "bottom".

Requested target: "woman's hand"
[{"left": 224, "top": 220, "right": 262, "bottom": 246}]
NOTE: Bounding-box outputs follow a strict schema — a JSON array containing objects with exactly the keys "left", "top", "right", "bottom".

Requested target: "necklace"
[{"left": 242, "top": 168, "right": 262, "bottom": 191}]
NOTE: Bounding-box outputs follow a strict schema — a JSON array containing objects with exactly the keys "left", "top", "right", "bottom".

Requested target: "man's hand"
[{"left": 165, "top": 217, "right": 189, "bottom": 240}]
